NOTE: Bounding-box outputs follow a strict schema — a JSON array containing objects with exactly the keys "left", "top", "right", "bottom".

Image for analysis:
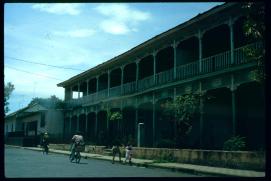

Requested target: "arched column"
[
  {"left": 152, "top": 92, "right": 156, "bottom": 147},
  {"left": 108, "top": 70, "right": 111, "bottom": 97},
  {"left": 136, "top": 60, "right": 139, "bottom": 89},
  {"left": 228, "top": 17, "right": 235, "bottom": 64},
  {"left": 173, "top": 41, "right": 178, "bottom": 79},
  {"left": 198, "top": 30, "right": 203, "bottom": 73},
  {"left": 153, "top": 51, "right": 157, "bottom": 84}
]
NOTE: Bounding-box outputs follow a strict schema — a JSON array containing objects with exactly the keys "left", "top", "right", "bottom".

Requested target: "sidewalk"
[{"left": 5, "top": 145, "right": 265, "bottom": 177}]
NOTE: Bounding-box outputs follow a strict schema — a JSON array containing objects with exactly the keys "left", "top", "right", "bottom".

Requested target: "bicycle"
[
  {"left": 69, "top": 144, "right": 84, "bottom": 164},
  {"left": 42, "top": 144, "right": 49, "bottom": 155},
  {"left": 69, "top": 149, "right": 81, "bottom": 163}
]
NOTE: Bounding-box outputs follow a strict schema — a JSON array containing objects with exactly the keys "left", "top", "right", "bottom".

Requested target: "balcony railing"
[
  {"left": 86, "top": 92, "right": 97, "bottom": 103},
  {"left": 156, "top": 69, "right": 174, "bottom": 85},
  {"left": 110, "top": 86, "right": 121, "bottom": 97},
  {"left": 176, "top": 61, "right": 199, "bottom": 80},
  {"left": 66, "top": 42, "right": 262, "bottom": 107},
  {"left": 97, "top": 89, "right": 108, "bottom": 100},
  {"left": 138, "top": 75, "right": 155, "bottom": 91},
  {"left": 123, "top": 81, "right": 136, "bottom": 95}
]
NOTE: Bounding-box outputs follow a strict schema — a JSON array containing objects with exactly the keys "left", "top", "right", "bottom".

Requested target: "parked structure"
[
  {"left": 5, "top": 102, "right": 64, "bottom": 144},
  {"left": 58, "top": 3, "right": 265, "bottom": 150}
]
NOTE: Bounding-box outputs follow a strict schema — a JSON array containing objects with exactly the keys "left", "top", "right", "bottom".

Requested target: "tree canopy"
[
  {"left": 4, "top": 82, "right": 15, "bottom": 114},
  {"left": 28, "top": 95, "right": 65, "bottom": 109},
  {"left": 242, "top": 2, "right": 265, "bottom": 82}
]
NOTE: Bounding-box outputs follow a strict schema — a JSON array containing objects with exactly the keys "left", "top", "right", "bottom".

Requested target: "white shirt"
[{"left": 72, "top": 134, "right": 83, "bottom": 144}]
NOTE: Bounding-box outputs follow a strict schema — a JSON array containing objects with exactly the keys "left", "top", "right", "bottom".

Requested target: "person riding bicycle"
[
  {"left": 70, "top": 131, "right": 85, "bottom": 160},
  {"left": 41, "top": 132, "right": 49, "bottom": 155}
]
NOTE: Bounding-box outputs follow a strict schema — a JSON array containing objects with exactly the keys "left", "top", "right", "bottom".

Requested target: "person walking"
[
  {"left": 112, "top": 140, "right": 122, "bottom": 164},
  {"left": 124, "top": 144, "right": 133, "bottom": 165}
]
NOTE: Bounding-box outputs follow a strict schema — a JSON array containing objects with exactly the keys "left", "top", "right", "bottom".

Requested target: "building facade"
[
  {"left": 57, "top": 3, "right": 265, "bottom": 150},
  {"left": 5, "top": 103, "right": 64, "bottom": 143}
]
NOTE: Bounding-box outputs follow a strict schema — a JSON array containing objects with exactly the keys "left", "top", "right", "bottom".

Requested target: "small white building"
[{"left": 5, "top": 102, "right": 64, "bottom": 143}]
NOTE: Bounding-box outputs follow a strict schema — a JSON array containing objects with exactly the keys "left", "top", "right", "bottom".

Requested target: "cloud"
[
  {"left": 53, "top": 29, "right": 96, "bottom": 38},
  {"left": 95, "top": 4, "right": 151, "bottom": 35},
  {"left": 99, "top": 20, "right": 129, "bottom": 35},
  {"left": 32, "top": 4, "right": 81, "bottom": 15}
]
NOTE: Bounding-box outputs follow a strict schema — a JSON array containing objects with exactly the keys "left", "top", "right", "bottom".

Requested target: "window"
[{"left": 40, "top": 112, "right": 45, "bottom": 127}]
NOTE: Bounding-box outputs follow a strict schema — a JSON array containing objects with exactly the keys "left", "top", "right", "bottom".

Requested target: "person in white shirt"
[
  {"left": 70, "top": 131, "right": 84, "bottom": 158},
  {"left": 124, "top": 144, "right": 133, "bottom": 165}
]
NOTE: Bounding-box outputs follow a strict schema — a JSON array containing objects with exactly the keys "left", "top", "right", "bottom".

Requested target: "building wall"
[{"left": 46, "top": 109, "right": 64, "bottom": 141}]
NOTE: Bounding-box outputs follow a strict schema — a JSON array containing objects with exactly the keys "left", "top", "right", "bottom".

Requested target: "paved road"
[{"left": 5, "top": 147, "right": 201, "bottom": 178}]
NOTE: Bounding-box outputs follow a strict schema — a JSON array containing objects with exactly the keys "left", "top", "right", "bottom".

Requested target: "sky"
[{"left": 4, "top": 2, "right": 223, "bottom": 114}]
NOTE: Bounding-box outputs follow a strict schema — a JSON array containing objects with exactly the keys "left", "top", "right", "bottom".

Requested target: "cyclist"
[
  {"left": 41, "top": 132, "right": 49, "bottom": 155},
  {"left": 70, "top": 131, "right": 84, "bottom": 162}
]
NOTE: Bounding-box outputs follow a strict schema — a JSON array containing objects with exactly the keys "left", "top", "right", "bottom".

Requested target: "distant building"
[{"left": 5, "top": 101, "right": 64, "bottom": 144}]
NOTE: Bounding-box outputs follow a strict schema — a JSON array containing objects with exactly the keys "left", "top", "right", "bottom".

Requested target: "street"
[{"left": 5, "top": 147, "right": 201, "bottom": 178}]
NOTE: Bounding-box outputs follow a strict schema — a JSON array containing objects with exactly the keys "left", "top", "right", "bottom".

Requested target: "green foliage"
[
  {"left": 28, "top": 95, "right": 64, "bottom": 109},
  {"left": 242, "top": 2, "right": 265, "bottom": 40},
  {"left": 4, "top": 82, "right": 15, "bottom": 114},
  {"left": 109, "top": 111, "right": 122, "bottom": 122},
  {"left": 162, "top": 93, "right": 201, "bottom": 137},
  {"left": 242, "top": 2, "right": 265, "bottom": 82},
  {"left": 223, "top": 136, "right": 246, "bottom": 151}
]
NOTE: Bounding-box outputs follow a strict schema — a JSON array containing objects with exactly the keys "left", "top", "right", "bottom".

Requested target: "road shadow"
[{"left": 70, "top": 161, "right": 88, "bottom": 165}]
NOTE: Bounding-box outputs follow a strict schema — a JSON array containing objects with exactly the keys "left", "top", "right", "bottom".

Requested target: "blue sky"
[{"left": 4, "top": 3, "right": 223, "bottom": 114}]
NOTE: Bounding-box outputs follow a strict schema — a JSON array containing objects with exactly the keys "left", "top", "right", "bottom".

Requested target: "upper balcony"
[{"left": 66, "top": 41, "right": 263, "bottom": 107}]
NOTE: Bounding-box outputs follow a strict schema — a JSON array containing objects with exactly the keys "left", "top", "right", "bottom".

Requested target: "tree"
[
  {"left": 4, "top": 82, "right": 15, "bottom": 114},
  {"left": 28, "top": 95, "right": 64, "bottom": 109},
  {"left": 162, "top": 93, "right": 202, "bottom": 147},
  {"left": 109, "top": 111, "right": 122, "bottom": 133},
  {"left": 242, "top": 2, "right": 265, "bottom": 82}
]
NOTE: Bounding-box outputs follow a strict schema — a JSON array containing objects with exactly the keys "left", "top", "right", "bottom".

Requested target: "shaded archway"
[
  {"left": 79, "top": 82, "right": 87, "bottom": 97},
  {"left": 78, "top": 114, "right": 86, "bottom": 136},
  {"left": 110, "top": 68, "right": 121, "bottom": 87},
  {"left": 177, "top": 37, "right": 199, "bottom": 66},
  {"left": 87, "top": 112, "right": 96, "bottom": 142},
  {"left": 71, "top": 115, "right": 77, "bottom": 135},
  {"left": 155, "top": 97, "right": 175, "bottom": 148},
  {"left": 236, "top": 82, "right": 265, "bottom": 150},
  {"left": 156, "top": 46, "right": 174, "bottom": 73},
  {"left": 122, "top": 106, "right": 136, "bottom": 145},
  {"left": 108, "top": 108, "right": 121, "bottom": 145},
  {"left": 88, "top": 78, "right": 97, "bottom": 94},
  {"left": 98, "top": 73, "right": 108, "bottom": 91},
  {"left": 139, "top": 55, "right": 153, "bottom": 80},
  {"left": 97, "top": 110, "right": 108, "bottom": 145},
  {"left": 124, "top": 63, "right": 136, "bottom": 83},
  {"left": 202, "top": 87, "right": 232, "bottom": 150},
  {"left": 138, "top": 102, "right": 153, "bottom": 147},
  {"left": 202, "top": 24, "right": 230, "bottom": 58}
]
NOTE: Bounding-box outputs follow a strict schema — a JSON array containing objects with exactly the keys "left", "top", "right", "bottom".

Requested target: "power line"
[
  {"left": 5, "top": 65, "right": 64, "bottom": 81},
  {"left": 5, "top": 56, "right": 85, "bottom": 71}
]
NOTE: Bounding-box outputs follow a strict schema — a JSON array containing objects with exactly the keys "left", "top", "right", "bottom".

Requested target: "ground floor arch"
[
  {"left": 236, "top": 82, "right": 265, "bottom": 150},
  {"left": 138, "top": 102, "right": 153, "bottom": 147},
  {"left": 87, "top": 112, "right": 96, "bottom": 142}
]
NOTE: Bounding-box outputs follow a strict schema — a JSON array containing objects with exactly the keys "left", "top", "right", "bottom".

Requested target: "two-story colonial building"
[{"left": 57, "top": 3, "right": 265, "bottom": 150}]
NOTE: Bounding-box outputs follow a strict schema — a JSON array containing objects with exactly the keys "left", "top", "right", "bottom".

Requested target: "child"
[
  {"left": 112, "top": 144, "right": 122, "bottom": 164},
  {"left": 124, "top": 145, "right": 132, "bottom": 165}
]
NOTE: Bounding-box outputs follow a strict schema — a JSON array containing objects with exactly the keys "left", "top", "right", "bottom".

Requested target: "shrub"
[{"left": 223, "top": 136, "right": 246, "bottom": 151}]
